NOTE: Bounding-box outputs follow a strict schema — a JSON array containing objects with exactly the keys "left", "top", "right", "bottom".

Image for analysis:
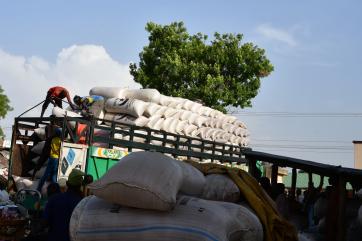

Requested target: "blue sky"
[{"left": 1, "top": 1, "right": 362, "bottom": 167}]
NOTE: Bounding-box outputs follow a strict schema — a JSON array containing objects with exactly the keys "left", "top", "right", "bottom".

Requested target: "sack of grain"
[
  {"left": 88, "top": 151, "right": 183, "bottom": 211},
  {"left": 31, "top": 141, "right": 46, "bottom": 155},
  {"left": 13, "top": 176, "right": 39, "bottom": 190},
  {"left": 202, "top": 174, "right": 241, "bottom": 203},
  {"left": 52, "top": 107, "right": 82, "bottom": 129},
  {"left": 163, "top": 107, "right": 178, "bottom": 118},
  {"left": 103, "top": 113, "right": 149, "bottom": 127},
  {"left": 145, "top": 116, "right": 164, "bottom": 130},
  {"left": 104, "top": 98, "right": 147, "bottom": 117},
  {"left": 179, "top": 110, "right": 193, "bottom": 121},
  {"left": 177, "top": 161, "right": 205, "bottom": 196},
  {"left": 89, "top": 87, "right": 127, "bottom": 99},
  {"left": 34, "top": 127, "right": 46, "bottom": 140},
  {"left": 123, "top": 89, "right": 161, "bottom": 103},
  {"left": 144, "top": 103, "right": 162, "bottom": 117},
  {"left": 159, "top": 94, "right": 176, "bottom": 106},
  {"left": 70, "top": 195, "right": 263, "bottom": 241}
]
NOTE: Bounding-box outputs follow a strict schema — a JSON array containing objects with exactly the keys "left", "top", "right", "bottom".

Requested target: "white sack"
[
  {"left": 144, "top": 103, "right": 162, "bottom": 117},
  {"left": 123, "top": 89, "right": 161, "bottom": 103},
  {"left": 34, "top": 127, "right": 46, "bottom": 140},
  {"left": 88, "top": 151, "right": 183, "bottom": 211},
  {"left": 13, "top": 176, "right": 39, "bottom": 190},
  {"left": 103, "top": 113, "right": 149, "bottom": 127},
  {"left": 104, "top": 98, "right": 147, "bottom": 117},
  {"left": 202, "top": 174, "right": 241, "bottom": 203},
  {"left": 177, "top": 161, "right": 205, "bottom": 196},
  {"left": 52, "top": 107, "right": 82, "bottom": 129},
  {"left": 31, "top": 141, "right": 46, "bottom": 155},
  {"left": 89, "top": 87, "right": 126, "bottom": 99},
  {"left": 70, "top": 195, "right": 263, "bottom": 241}
]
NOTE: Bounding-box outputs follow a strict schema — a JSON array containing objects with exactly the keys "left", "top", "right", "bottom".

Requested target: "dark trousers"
[{"left": 41, "top": 97, "right": 62, "bottom": 117}]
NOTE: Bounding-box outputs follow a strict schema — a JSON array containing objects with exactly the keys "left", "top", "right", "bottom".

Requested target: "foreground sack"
[
  {"left": 177, "top": 161, "right": 205, "bottom": 196},
  {"left": 202, "top": 174, "right": 241, "bottom": 203},
  {"left": 88, "top": 151, "right": 183, "bottom": 211},
  {"left": 70, "top": 195, "right": 263, "bottom": 241}
]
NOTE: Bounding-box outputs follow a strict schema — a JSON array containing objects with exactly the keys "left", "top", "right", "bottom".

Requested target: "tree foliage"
[
  {"left": 130, "top": 22, "right": 273, "bottom": 112},
  {"left": 0, "top": 85, "right": 13, "bottom": 137}
]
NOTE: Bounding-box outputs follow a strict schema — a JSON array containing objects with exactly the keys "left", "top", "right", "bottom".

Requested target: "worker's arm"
[{"left": 64, "top": 90, "right": 76, "bottom": 110}]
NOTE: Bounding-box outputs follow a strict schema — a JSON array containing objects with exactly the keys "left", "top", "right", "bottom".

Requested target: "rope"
[{"left": 17, "top": 100, "right": 45, "bottom": 118}]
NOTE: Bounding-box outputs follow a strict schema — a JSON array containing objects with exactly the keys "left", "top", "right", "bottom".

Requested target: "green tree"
[
  {"left": 130, "top": 22, "right": 273, "bottom": 112},
  {"left": 0, "top": 85, "right": 13, "bottom": 137}
]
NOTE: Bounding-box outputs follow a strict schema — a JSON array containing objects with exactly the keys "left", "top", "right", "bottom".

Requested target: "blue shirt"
[{"left": 43, "top": 190, "right": 83, "bottom": 241}]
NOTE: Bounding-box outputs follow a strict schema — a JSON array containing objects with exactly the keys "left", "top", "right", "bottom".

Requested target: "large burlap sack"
[
  {"left": 104, "top": 98, "right": 147, "bottom": 117},
  {"left": 103, "top": 113, "right": 149, "bottom": 127},
  {"left": 31, "top": 141, "right": 45, "bottom": 155},
  {"left": 70, "top": 195, "right": 263, "bottom": 241},
  {"left": 88, "top": 151, "right": 183, "bottom": 211},
  {"left": 89, "top": 87, "right": 126, "bottom": 99},
  {"left": 202, "top": 174, "right": 241, "bottom": 203},
  {"left": 161, "top": 118, "right": 179, "bottom": 133},
  {"left": 123, "top": 89, "right": 161, "bottom": 103},
  {"left": 177, "top": 161, "right": 205, "bottom": 196}
]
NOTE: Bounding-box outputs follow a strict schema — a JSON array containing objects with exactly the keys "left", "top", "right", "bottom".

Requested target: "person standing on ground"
[
  {"left": 43, "top": 169, "right": 85, "bottom": 241},
  {"left": 37, "top": 128, "right": 62, "bottom": 191},
  {"left": 40, "top": 86, "right": 76, "bottom": 118}
]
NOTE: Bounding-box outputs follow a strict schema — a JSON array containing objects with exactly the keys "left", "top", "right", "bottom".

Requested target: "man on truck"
[
  {"left": 40, "top": 86, "right": 76, "bottom": 118},
  {"left": 37, "top": 128, "right": 62, "bottom": 191}
]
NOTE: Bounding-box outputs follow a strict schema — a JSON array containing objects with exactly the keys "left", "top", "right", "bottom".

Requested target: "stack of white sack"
[
  {"left": 89, "top": 87, "right": 250, "bottom": 147},
  {"left": 71, "top": 151, "right": 263, "bottom": 241}
]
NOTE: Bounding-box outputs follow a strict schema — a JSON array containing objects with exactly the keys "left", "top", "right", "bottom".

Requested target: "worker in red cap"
[{"left": 40, "top": 86, "right": 76, "bottom": 118}]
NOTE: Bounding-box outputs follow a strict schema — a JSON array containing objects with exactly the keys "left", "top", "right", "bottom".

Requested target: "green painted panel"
[
  {"left": 86, "top": 156, "right": 118, "bottom": 180},
  {"left": 86, "top": 146, "right": 128, "bottom": 180}
]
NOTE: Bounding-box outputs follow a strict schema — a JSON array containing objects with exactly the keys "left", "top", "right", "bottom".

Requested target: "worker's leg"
[
  {"left": 50, "top": 157, "right": 59, "bottom": 183},
  {"left": 40, "top": 98, "right": 51, "bottom": 118},
  {"left": 54, "top": 98, "right": 62, "bottom": 108},
  {"left": 37, "top": 157, "right": 58, "bottom": 191}
]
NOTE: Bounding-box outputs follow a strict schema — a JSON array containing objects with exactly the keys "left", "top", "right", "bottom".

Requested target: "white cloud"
[
  {"left": 256, "top": 24, "right": 297, "bottom": 47},
  {"left": 0, "top": 45, "right": 140, "bottom": 137}
]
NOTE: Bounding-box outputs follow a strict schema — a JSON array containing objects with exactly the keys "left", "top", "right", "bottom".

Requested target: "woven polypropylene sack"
[
  {"left": 104, "top": 98, "right": 147, "bottom": 117},
  {"left": 69, "top": 195, "right": 263, "bottom": 241},
  {"left": 88, "top": 151, "right": 183, "bottom": 211},
  {"left": 123, "top": 89, "right": 161, "bottom": 103},
  {"left": 89, "top": 87, "right": 127, "bottom": 99},
  {"left": 177, "top": 161, "right": 205, "bottom": 196},
  {"left": 31, "top": 141, "right": 45, "bottom": 155},
  {"left": 144, "top": 103, "right": 162, "bottom": 117},
  {"left": 202, "top": 174, "right": 241, "bottom": 203},
  {"left": 103, "top": 113, "right": 149, "bottom": 127}
]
